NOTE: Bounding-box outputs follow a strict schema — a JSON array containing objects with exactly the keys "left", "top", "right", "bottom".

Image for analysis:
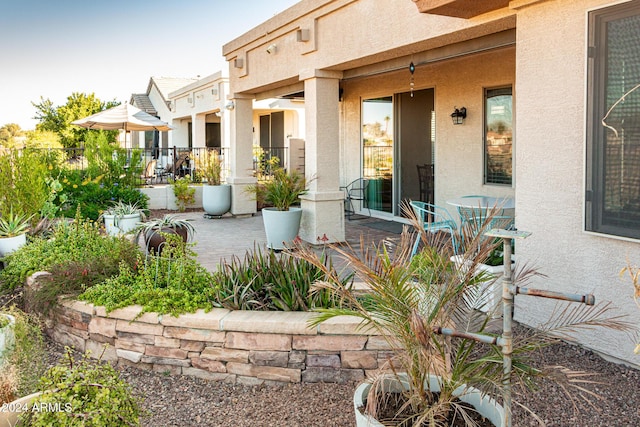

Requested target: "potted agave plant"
[
  {"left": 0, "top": 209, "right": 32, "bottom": 258},
  {"left": 100, "top": 201, "right": 147, "bottom": 236},
  {"left": 136, "top": 214, "right": 196, "bottom": 255},
  {"left": 197, "top": 149, "right": 231, "bottom": 217},
  {"left": 247, "top": 167, "right": 308, "bottom": 250},
  {"left": 292, "top": 205, "right": 626, "bottom": 426}
]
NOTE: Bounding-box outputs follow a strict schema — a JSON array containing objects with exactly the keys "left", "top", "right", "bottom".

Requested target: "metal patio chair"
[
  {"left": 410, "top": 200, "right": 459, "bottom": 256},
  {"left": 341, "top": 178, "right": 370, "bottom": 220}
]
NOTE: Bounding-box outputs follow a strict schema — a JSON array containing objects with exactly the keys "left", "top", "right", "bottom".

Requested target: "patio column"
[
  {"left": 227, "top": 95, "right": 257, "bottom": 216},
  {"left": 298, "top": 69, "right": 345, "bottom": 244},
  {"left": 191, "top": 113, "right": 206, "bottom": 148}
]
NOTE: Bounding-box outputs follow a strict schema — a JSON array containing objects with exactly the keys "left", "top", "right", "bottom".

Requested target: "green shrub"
[
  {"left": 0, "top": 306, "right": 46, "bottom": 402},
  {"left": 0, "top": 149, "right": 51, "bottom": 221},
  {"left": 212, "top": 246, "right": 351, "bottom": 311},
  {"left": 0, "top": 216, "right": 139, "bottom": 291},
  {"left": 80, "top": 235, "right": 216, "bottom": 317},
  {"left": 169, "top": 175, "right": 195, "bottom": 212},
  {"left": 57, "top": 170, "right": 148, "bottom": 220},
  {"left": 21, "top": 348, "right": 144, "bottom": 427}
]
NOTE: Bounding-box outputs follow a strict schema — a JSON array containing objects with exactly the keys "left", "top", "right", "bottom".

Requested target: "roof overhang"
[{"left": 412, "top": 0, "right": 510, "bottom": 19}]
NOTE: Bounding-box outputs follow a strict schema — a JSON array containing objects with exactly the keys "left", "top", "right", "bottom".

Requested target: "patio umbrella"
[{"left": 71, "top": 103, "right": 172, "bottom": 132}]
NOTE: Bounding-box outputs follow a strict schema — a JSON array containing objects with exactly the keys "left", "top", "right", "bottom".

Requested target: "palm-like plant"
[
  {"left": 291, "top": 203, "right": 630, "bottom": 426},
  {"left": 248, "top": 167, "right": 307, "bottom": 211},
  {"left": 0, "top": 209, "right": 33, "bottom": 238},
  {"left": 196, "top": 149, "right": 223, "bottom": 186}
]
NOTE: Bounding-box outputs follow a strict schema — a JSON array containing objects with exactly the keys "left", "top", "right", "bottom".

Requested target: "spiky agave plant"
[{"left": 290, "top": 202, "right": 631, "bottom": 426}]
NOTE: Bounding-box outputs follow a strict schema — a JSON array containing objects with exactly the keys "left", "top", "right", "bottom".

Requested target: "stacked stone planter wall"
[{"left": 46, "top": 299, "right": 393, "bottom": 385}]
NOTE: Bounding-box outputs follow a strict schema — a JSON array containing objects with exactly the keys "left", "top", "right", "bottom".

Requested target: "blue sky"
[{"left": 0, "top": 0, "right": 299, "bottom": 130}]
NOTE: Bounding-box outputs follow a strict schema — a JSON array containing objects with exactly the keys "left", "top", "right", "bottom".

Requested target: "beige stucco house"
[{"left": 222, "top": 0, "right": 640, "bottom": 366}]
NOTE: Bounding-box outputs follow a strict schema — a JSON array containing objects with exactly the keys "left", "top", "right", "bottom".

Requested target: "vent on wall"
[{"left": 234, "top": 58, "right": 244, "bottom": 68}]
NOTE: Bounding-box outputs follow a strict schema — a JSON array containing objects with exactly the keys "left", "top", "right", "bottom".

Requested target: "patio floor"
[{"left": 169, "top": 210, "right": 408, "bottom": 272}]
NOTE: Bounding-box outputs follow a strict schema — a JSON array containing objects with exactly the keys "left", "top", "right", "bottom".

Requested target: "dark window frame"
[
  {"left": 586, "top": 2, "right": 640, "bottom": 239},
  {"left": 484, "top": 86, "right": 513, "bottom": 186}
]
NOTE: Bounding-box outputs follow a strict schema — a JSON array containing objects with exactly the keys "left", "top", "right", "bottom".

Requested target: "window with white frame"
[{"left": 586, "top": 2, "right": 640, "bottom": 239}]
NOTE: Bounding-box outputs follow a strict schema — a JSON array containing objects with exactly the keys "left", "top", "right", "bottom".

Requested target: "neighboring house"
[
  {"left": 222, "top": 0, "right": 640, "bottom": 366},
  {"left": 131, "top": 74, "right": 305, "bottom": 179}
]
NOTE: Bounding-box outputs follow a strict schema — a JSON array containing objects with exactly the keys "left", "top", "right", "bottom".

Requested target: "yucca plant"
[
  {"left": 0, "top": 209, "right": 33, "bottom": 238},
  {"left": 247, "top": 167, "right": 307, "bottom": 211},
  {"left": 291, "top": 203, "right": 630, "bottom": 426}
]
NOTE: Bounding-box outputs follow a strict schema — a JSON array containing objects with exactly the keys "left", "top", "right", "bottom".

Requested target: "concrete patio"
[{"left": 161, "top": 210, "right": 406, "bottom": 272}]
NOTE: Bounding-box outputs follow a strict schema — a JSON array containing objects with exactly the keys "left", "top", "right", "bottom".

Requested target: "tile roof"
[{"left": 130, "top": 94, "right": 157, "bottom": 115}]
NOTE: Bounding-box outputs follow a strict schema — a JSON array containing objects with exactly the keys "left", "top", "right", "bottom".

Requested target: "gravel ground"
[{"left": 40, "top": 333, "right": 640, "bottom": 427}]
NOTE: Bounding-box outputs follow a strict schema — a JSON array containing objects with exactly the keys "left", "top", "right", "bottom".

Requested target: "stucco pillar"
[
  {"left": 298, "top": 69, "right": 345, "bottom": 244},
  {"left": 192, "top": 113, "right": 206, "bottom": 148},
  {"left": 227, "top": 95, "right": 257, "bottom": 216}
]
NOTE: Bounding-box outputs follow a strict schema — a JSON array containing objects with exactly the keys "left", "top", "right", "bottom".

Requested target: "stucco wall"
[
  {"left": 341, "top": 48, "right": 516, "bottom": 218},
  {"left": 514, "top": 0, "right": 640, "bottom": 366},
  {"left": 223, "top": 0, "right": 515, "bottom": 95}
]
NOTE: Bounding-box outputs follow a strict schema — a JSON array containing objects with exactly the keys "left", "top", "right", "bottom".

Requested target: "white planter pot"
[
  {"left": 0, "top": 234, "right": 27, "bottom": 257},
  {"left": 451, "top": 255, "right": 513, "bottom": 315},
  {"left": 354, "top": 373, "right": 505, "bottom": 427},
  {"left": 202, "top": 184, "right": 231, "bottom": 216},
  {"left": 0, "top": 314, "right": 16, "bottom": 364},
  {"left": 103, "top": 213, "right": 142, "bottom": 236},
  {"left": 0, "top": 391, "right": 42, "bottom": 427},
  {"left": 261, "top": 207, "right": 302, "bottom": 250}
]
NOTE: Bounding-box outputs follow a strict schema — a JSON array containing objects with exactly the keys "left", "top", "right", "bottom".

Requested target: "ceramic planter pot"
[
  {"left": 0, "top": 313, "right": 15, "bottom": 364},
  {"left": 261, "top": 207, "right": 302, "bottom": 250},
  {"left": 202, "top": 184, "right": 231, "bottom": 217},
  {"left": 0, "top": 391, "right": 43, "bottom": 427},
  {"left": 103, "top": 213, "right": 142, "bottom": 236},
  {"left": 0, "top": 234, "right": 27, "bottom": 257},
  {"left": 353, "top": 373, "right": 505, "bottom": 427},
  {"left": 451, "top": 254, "right": 514, "bottom": 315},
  {"left": 144, "top": 226, "right": 190, "bottom": 255}
]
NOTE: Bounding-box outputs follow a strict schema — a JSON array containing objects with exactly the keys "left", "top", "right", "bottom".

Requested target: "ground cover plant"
[
  {"left": 212, "top": 245, "right": 351, "bottom": 311},
  {"left": 0, "top": 305, "right": 46, "bottom": 405},
  {"left": 79, "top": 235, "right": 216, "bottom": 317},
  {"left": 20, "top": 348, "right": 144, "bottom": 427},
  {"left": 0, "top": 214, "right": 139, "bottom": 296}
]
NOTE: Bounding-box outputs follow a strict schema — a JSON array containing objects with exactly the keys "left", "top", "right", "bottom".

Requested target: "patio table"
[
  {"left": 446, "top": 195, "right": 515, "bottom": 230},
  {"left": 446, "top": 196, "right": 514, "bottom": 211}
]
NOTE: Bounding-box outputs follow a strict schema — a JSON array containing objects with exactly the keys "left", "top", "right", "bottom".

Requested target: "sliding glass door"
[{"left": 362, "top": 97, "right": 394, "bottom": 213}]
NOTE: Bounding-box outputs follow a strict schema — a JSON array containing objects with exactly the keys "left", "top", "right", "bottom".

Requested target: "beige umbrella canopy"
[{"left": 71, "top": 103, "right": 172, "bottom": 131}]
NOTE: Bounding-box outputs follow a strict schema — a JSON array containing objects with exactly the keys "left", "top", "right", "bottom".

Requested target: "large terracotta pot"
[{"left": 353, "top": 373, "right": 505, "bottom": 427}]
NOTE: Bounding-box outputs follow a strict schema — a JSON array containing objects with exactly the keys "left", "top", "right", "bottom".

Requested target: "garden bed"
[{"left": 40, "top": 289, "right": 390, "bottom": 385}]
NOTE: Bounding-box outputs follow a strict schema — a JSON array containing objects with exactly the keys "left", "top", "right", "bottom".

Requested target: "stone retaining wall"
[{"left": 46, "top": 299, "right": 394, "bottom": 385}]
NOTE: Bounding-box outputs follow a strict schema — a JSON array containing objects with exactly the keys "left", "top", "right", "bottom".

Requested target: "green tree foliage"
[
  {"left": 0, "top": 123, "right": 24, "bottom": 148},
  {"left": 32, "top": 93, "right": 119, "bottom": 148},
  {"left": 0, "top": 149, "right": 52, "bottom": 220},
  {"left": 24, "top": 129, "right": 62, "bottom": 148}
]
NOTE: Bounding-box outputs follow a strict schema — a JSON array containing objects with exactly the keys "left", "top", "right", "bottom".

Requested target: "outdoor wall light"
[
  {"left": 450, "top": 107, "right": 467, "bottom": 125},
  {"left": 266, "top": 44, "right": 277, "bottom": 54},
  {"left": 225, "top": 101, "right": 235, "bottom": 111}
]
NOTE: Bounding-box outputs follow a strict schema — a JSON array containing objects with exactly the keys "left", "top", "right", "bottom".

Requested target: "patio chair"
[
  {"left": 140, "top": 159, "right": 157, "bottom": 185},
  {"left": 341, "top": 178, "right": 370, "bottom": 220},
  {"left": 409, "top": 200, "right": 459, "bottom": 256}
]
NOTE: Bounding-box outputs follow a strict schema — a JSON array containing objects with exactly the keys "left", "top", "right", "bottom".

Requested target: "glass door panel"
[{"left": 362, "top": 97, "right": 393, "bottom": 213}]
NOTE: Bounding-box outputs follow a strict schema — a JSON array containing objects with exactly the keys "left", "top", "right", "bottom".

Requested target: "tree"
[
  {"left": 32, "top": 93, "right": 119, "bottom": 148},
  {"left": 0, "top": 123, "right": 24, "bottom": 148}
]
